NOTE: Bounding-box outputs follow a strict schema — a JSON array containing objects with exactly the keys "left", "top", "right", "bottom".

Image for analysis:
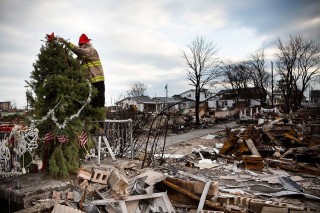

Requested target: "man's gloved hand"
[{"left": 58, "top": 37, "right": 66, "bottom": 43}]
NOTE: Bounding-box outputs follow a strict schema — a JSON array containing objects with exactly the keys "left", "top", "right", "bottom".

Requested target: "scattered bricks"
[
  {"left": 52, "top": 190, "right": 61, "bottom": 200},
  {"left": 250, "top": 199, "right": 271, "bottom": 213},
  {"left": 245, "top": 198, "right": 252, "bottom": 208},
  {"left": 91, "top": 168, "right": 111, "bottom": 185},
  {"left": 234, "top": 196, "right": 252, "bottom": 208},
  {"left": 226, "top": 197, "right": 234, "bottom": 205},
  {"left": 77, "top": 168, "right": 92, "bottom": 180},
  {"left": 226, "top": 205, "right": 244, "bottom": 211},
  {"left": 216, "top": 197, "right": 228, "bottom": 206},
  {"left": 79, "top": 179, "right": 89, "bottom": 189},
  {"left": 240, "top": 197, "right": 247, "bottom": 206},
  {"left": 226, "top": 205, "right": 244, "bottom": 212},
  {"left": 234, "top": 196, "right": 241, "bottom": 206},
  {"left": 108, "top": 169, "right": 129, "bottom": 200},
  {"left": 217, "top": 196, "right": 237, "bottom": 209},
  {"left": 67, "top": 191, "right": 74, "bottom": 200}
]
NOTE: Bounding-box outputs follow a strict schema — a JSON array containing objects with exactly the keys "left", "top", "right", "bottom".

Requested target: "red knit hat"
[{"left": 78, "top": 33, "right": 91, "bottom": 45}]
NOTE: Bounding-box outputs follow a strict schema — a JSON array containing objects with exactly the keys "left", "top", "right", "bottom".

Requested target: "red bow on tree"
[{"left": 46, "top": 32, "right": 55, "bottom": 42}]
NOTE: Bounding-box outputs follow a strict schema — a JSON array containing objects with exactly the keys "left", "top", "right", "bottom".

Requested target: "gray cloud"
[{"left": 226, "top": 0, "right": 320, "bottom": 43}]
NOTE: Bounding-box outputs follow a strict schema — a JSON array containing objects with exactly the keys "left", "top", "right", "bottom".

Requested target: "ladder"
[{"left": 92, "top": 135, "right": 116, "bottom": 165}]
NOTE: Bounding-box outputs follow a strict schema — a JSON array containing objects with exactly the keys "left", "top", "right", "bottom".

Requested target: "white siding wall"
[
  {"left": 136, "top": 103, "right": 144, "bottom": 112},
  {"left": 180, "top": 90, "right": 194, "bottom": 100},
  {"left": 180, "top": 90, "right": 208, "bottom": 102},
  {"left": 208, "top": 97, "right": 219, "bottom": 108},
  {"left": 226, "top": 100, "right": 234, "bottom": 108},
  {"left": 250, "top": 99, "right": 260, "bottom": 107},
  {"left": 121, "top": 99, "right": 137, "bottom": 107}
]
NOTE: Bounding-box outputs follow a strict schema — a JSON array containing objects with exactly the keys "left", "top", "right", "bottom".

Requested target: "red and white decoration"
[
  {"left": 45, "top": 132, "right": 53, "bottom": 144},
  {"left": 57, "top": 135, "right": 69, "bottom": 143},
  {"left": 78, "top": 130, "right": 88, "bottom": 147}
]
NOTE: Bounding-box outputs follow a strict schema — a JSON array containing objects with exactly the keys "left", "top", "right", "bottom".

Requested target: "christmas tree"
[{"left": 26, "top": 33, "right": 103, "bottom": 177}]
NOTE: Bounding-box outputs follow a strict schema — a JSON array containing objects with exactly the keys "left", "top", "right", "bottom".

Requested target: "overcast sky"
[{"left": 1, "top": 0, "right": 319, "bottom": 108}]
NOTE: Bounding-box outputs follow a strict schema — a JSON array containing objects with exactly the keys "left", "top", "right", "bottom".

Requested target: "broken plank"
[
  {"left": 126, "top": 201, "right": 140, "bottom": 213},
  {"left": 197, "top": 181, "right": 211, "bottom": 213},
  {"left": 161, "top": 192, "right": 176, "bottom": 213},
  {"left": 245, "top": 139, "right": 261, "bottom": 157},
  {"left": 119, "top": 201, "right": 128, "bottom": 213},
  {"left": 93, "top": 192, "right": 176, "bottom": 213},
  {"left": 162, "top": 179, "right": 225, "bottom": 212},
  {"left": 92, "top": 192, "right": 169, "bottom": 205}
]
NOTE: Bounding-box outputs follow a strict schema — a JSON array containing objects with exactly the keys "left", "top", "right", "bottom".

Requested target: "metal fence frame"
[{"left": 102, "top": 119, "right": 133, "bottom": 159}]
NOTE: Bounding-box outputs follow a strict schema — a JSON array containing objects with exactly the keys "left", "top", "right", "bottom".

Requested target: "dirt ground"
[{"left": 163, "top": 133, "right": 226, "bottom": 156}]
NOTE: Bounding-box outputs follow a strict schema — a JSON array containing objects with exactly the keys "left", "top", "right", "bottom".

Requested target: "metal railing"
[{"left": 102, "top": 119, "right": 133, "bottom": 159}]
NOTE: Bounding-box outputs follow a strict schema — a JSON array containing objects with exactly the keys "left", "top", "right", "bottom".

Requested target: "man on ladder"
[{"left": 59, "top": 34, "right": 115, "bottom": 164}]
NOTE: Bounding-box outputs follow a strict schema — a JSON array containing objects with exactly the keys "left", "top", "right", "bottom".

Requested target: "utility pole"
[
  {"left": 309, "top": 84, "right": 311, "bottom": 107},
  {"left": 271, "top": 61, "right": 274, "bottom": 107},
  {"left": 165, "top": 83, "right": 168, "bottom": 98}
]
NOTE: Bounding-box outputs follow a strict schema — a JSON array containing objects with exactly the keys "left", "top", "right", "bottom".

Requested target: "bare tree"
[
  {"left": 220, "top": 60, "right": 237, "bottom": 91},
  {"left": 221, "top": 60, "right": 252, "bottom": 107},
  {"left": 181, "top": 36, "right": 220, "bottom": 125},
  {"left": 247, "top": 49, "right": 271, "bottom": 106},
  {"left": 127, "top": 81, "right": 148, "bottom": 97},
  {"left": 275, "top": 35, "right": 320, "bottom": 113}
]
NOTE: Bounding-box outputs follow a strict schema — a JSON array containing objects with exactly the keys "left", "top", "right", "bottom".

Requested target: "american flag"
[
  {"left": 57, "top": 135, "right": 69, "bottom": 143},
  {"left": 78, "top": 130, "right": 88, "bottom": 147},
  {"left": 45, "top": 132, "right": 53, "bottom": 144}
]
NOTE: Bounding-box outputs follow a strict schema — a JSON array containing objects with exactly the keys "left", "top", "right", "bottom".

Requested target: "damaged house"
[
  {"left": 215, "top": 88, "right": 264, "bottom": 109},
  {"left": 116, "top": 96, "right": 182, "bottom": 113},
  {"left": 307, "top": 90, "right": 320, "bottom": 107},
  {"left": 116, "top": 89, "right": 214, "bottom": 113}
]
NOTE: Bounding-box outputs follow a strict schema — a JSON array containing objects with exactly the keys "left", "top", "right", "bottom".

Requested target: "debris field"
[{"left": 1, "top": 107, "right": 320, "bottom": 213}]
